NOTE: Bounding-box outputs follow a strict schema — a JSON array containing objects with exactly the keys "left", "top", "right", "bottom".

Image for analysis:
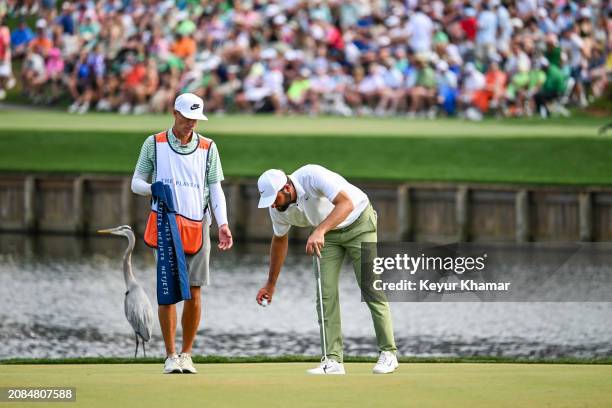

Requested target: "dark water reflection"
[{"left": 0, "top": 233, "right": 610, "bottom": 359}]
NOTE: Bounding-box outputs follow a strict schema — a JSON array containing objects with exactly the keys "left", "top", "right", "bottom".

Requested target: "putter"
[{"left": 313, "top": 255, "right": 327, "bottom": 362}]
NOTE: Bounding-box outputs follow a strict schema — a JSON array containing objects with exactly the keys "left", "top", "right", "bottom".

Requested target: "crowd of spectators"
[{"left": 0, "top": 0, "right": 610, "bottom": 119}]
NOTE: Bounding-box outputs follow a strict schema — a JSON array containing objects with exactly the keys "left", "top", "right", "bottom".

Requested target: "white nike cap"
[
  {"left": 257, "top": 169, "right": 287, "bottom": 208},
  {"left": 174, "top": 93, "right": 208, "bottom": 120}
]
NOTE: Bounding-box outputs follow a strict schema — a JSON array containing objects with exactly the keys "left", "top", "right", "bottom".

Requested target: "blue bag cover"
[{"left": 152, "top": 181, "right": 192, "bottom": 305}]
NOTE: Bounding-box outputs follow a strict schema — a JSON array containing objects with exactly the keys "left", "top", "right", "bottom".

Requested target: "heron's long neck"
[{"left": 123, "top": 234, "right": 137, "bottom": 289}]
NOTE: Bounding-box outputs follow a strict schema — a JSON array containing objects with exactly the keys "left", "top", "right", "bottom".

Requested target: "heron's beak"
[{"left": 97, "top": 228, "right": 114, "bottom": 234}]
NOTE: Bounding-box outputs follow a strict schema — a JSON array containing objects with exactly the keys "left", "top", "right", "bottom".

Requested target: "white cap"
[
  {"left": 36, "top": 18, "right": 47, "bottom": 29},
  {"left": 273, "top": 14, "right": 287, "bottom": 25},
  {"left": 436, "top": 60, "right": 449, "bottom": 71},
  {"left": 285, "top": 49, "right": 299, "bottom": 61},
  {"left": 299, "top": 67, "right": 311, "bottom": 77},
  {"left": 385, "top": 15, "right": 400, "bottom": 27},
  {"left": 174, "top": 93, "right": 208, "bottom": 120},
  {"left": 257, "top": 169, "right": 287, "bottom": 208},
  {"left": 579, "top": 8, "right": 591, "bottom": 19},
  {"left": 511, "top": 17, "right": 523, "bottom": 29},
  {"left": 464, "top": 7, "right": 477, "bottom": 17},
  {"left": 377, "top": 36, "right": 391, "bottom": 47},
  {"left": 265, "top": 4, "right": 281, "bottom": 17},
  {"left": 261, "top": 48, "right": 278, "bottom": 59}
]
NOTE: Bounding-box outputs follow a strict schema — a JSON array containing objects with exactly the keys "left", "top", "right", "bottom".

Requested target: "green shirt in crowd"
[
  {"left": 416, "top": 67, "right": 436, "bottom": 89},
  {"left": 542, "top": 64, "right": 567, "bottom": 95},
  {"left": 545, "top": 47, "right": 562, "bottom": 68}
]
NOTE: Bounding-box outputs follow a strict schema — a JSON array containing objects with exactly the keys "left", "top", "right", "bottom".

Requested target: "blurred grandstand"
[{"left": 0, "top": 0, "right": 609, "bottom": 119}]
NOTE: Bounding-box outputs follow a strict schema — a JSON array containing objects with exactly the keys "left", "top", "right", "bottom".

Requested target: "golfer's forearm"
[
  {"left": 209, "top": 181, "right": 228, "bottom": 227},
  {"left": 268, "top": 235, "right": 288, "bottom": 286},
  {"left": 316, "top": 192, "right": 354, "bottom": 234},
  {"left": 131, "top": 172, "right": 151, "bottom": 196}
]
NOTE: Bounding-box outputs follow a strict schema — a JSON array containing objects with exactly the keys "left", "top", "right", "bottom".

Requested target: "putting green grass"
[
  {"left": 1, "top": 363, "right": 611, "bottom": 408},
  {"left": 0, "top": 111, "right": 610, "bottom": 185},
  {"left": 4, "top": 355, "right": 611, "bottom": 365}
]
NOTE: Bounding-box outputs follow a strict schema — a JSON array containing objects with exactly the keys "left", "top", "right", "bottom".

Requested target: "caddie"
[
  {"left": 131, "top": 93, "right": 233, "bottom": 374},
  {"left": 255, "top": 164, "right": 398, "bottom": 374}
]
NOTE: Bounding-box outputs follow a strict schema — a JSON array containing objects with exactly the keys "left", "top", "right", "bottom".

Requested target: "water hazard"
[{"left": 0, "top": 234, "right": 610, "bottom": 359}]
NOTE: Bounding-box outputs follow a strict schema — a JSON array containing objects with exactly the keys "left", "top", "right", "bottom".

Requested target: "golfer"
[
  {"left": 255, "top": 165, "right": 398, "bottom": 374},
  {"left": 131, "top": 93, "right": 233, "bottom": 374}
]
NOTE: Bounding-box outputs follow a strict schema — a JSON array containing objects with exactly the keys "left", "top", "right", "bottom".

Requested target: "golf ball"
[{"left": 261, "top": 298, "right": 268, "bottom": 307}]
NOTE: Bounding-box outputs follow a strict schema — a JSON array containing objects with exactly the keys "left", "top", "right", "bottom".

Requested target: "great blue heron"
[{"left": 98, "top": 225, "right": 154, "bottom": 358}]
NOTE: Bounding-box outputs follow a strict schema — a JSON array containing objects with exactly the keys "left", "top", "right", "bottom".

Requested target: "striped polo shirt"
[{"left": 134, "top": 128, "right": 224, "bottom": 209}]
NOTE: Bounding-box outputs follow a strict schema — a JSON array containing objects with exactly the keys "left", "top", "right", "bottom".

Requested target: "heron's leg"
[{"left": 134, "top": 334, "right": 139, "bottom": 358}]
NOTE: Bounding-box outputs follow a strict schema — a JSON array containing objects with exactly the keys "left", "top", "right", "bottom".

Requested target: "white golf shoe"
[
  {"left": 306, "top": 358, "right": 345, "bottom": 375},
  {"left": 179, "top": 353, "right": 197, "bottom": 374},
  {"left": 163, "top": 354, "right": 182, "bottom": 374},
  {"left": 372, "top": 351, "right": 399, "bottom": 374}
]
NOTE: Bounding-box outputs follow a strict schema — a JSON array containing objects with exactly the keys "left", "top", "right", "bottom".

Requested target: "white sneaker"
[
  {"left": 68, "top": 102, "right": 80, "bottom": 113},
  {"left": 77, "top": 102, "right": 90, "bottom": 114},
  {"left": 163, "top": 354, "right": 182, "bottom": 374},
  {"left": 96, "top": 99, "right": 112, "bottom": 112},
  {"left": 372, "top": 351, "right": 399, "bottom": 374},
  {"left": 119, "top": 103, "right": 132, "bottom": 115},
  {"left": 178, "top": 352, "right": 197, "bottom": 374},
  {"left": 133, "top": 104, "right": 149, "bottom": 115},
  {"left": 306, "top": 358, "right": 345, "bottom": 375}
]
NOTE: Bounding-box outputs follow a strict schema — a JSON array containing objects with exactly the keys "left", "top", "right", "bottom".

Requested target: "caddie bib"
[{"left": 144, "top": 131, "right": 211, "bottom": 254}]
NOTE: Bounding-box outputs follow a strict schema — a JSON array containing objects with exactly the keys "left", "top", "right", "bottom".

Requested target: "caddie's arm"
[
  {"left": 209, "top": 181, "right": 233, "bottom": 250},
  {"left": 305, "top": 191, "right": 354, "bottom": 257},
  {"left": 256, "top": 233, "right": 288, "bottom": 305},
  {"left": 131, "top": 173, "right": 152, "bottom": 196},
  {"left": 131, "top": 136, "right": 154, "bottom": 196}
]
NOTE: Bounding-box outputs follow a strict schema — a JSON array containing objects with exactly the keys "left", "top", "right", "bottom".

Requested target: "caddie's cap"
[{"left": 174, "top": 93, "right": 208, "bottom": 121}]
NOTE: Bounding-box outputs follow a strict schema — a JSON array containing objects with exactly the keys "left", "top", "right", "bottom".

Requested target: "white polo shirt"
[{"left": 269, "top": 164, "right": 369, "bottom": 237}]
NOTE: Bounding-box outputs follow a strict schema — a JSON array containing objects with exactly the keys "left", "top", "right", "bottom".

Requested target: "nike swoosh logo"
[{"left": 190, "top": 104, "right": 200, "bottom": 110}]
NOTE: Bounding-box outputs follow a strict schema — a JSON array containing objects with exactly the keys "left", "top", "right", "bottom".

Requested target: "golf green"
[{"left": 1, "top": 363, "right": 611, "bottom": 407}]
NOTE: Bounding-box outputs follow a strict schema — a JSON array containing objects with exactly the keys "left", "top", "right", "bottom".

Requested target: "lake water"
[{"left": 0, "top": 233, "right": 611, "bottom": 359}]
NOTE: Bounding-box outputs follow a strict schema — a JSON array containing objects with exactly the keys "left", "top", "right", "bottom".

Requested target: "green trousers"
[{"left": 315, "top": 204, "right": 397, "bottom": 363}]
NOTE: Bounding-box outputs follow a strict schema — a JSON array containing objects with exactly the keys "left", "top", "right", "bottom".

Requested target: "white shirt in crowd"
[
  {"left": 561, "top": 33, "right": 584, "bottom": 68},
  {"left": 407, "top": 11, "right": 433, "bottom": 53},
  {"left": 496, "top": 4, "right": 513, "bottom": 51},
  {"left": 358, "top": 71, "right": 384, "bottom": 94},
  {"left": 463, "top": 68, "right": 486, "bottom": 94},
  {"left": 477, "top": 9, "right": 497, "bottom": 46},
  {"left": 269, "top": 164, "right": 369, "bottom": 237},
  {"left": 516, "top": 0, "right": 537, "bottom": 17}
]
